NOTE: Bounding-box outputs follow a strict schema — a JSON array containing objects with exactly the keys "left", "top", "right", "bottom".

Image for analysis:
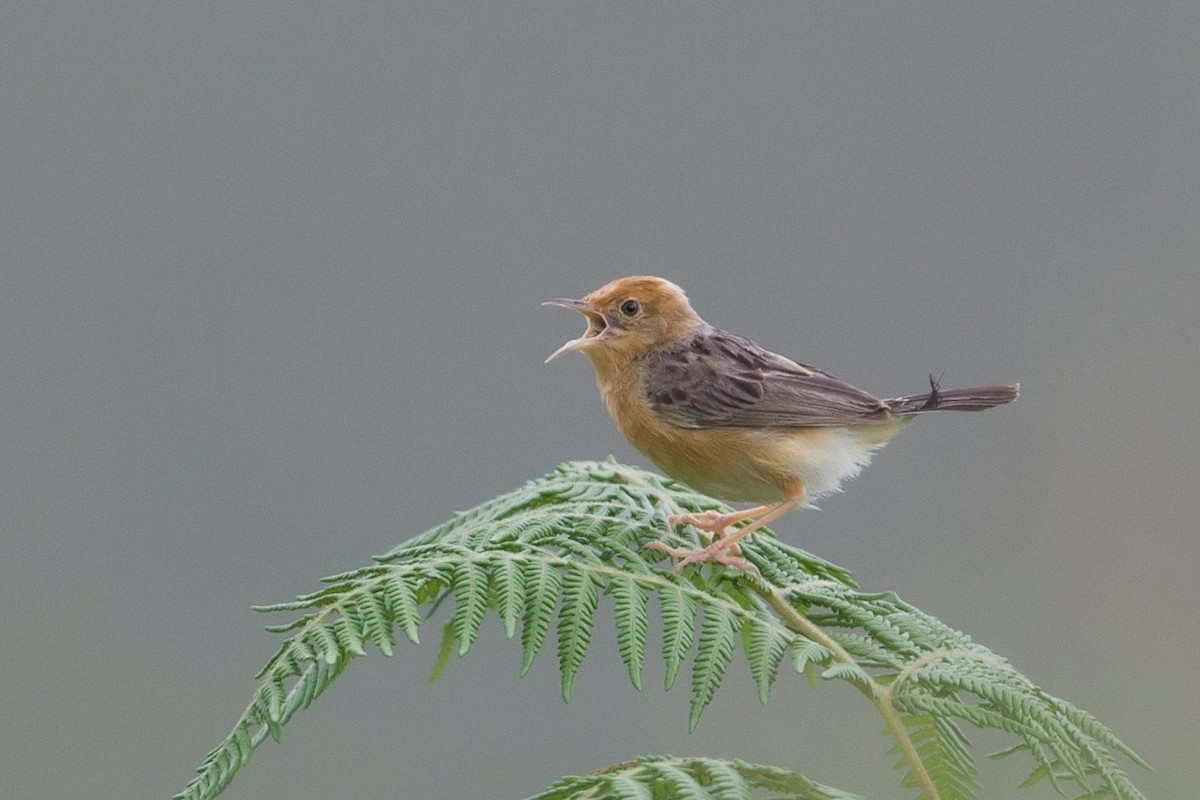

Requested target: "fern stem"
[
  {"left": 874, "top": 686, "right": 938, "bottom": 800},
  {"left": 762, "top": 586, "right": 939, "bottom": 800}
]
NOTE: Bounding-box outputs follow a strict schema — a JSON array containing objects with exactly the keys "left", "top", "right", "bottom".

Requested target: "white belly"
[{"left": 788, "top": 426, "right": 888, "bottom": 502}]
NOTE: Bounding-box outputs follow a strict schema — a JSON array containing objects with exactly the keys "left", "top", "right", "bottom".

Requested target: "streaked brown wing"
[{"left": 645, "top": 328, "right": 892, "bottom": 428}]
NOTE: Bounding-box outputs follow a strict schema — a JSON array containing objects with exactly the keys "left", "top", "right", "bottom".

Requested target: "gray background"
[{"left": 2, "top": 4, "right": 1197, "bottom": 799}]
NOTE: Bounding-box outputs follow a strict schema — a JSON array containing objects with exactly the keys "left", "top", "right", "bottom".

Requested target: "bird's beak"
[{"left": 542, "top": 298, "right": 613, "bottom": 363}]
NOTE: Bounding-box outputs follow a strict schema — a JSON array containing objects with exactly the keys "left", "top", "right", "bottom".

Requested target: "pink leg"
[
  {"left": 667, "top": 505, "right": 772, "bottom": 547},
  {"left": 648, "top": 494, "right": 805, "bottom": 581}
]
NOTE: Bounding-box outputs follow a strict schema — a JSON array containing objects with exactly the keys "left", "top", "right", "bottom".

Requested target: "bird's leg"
[
  {"left": 648, "top": 493, "right": 806, "bottom": 581},
  {"left": 667, "top": 505, "right": 772, "bottom": 547}
]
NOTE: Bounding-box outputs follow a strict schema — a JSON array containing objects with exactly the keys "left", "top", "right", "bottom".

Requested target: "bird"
[{"left": 544, "top": 275, "right": 1018, "bottom": 578}]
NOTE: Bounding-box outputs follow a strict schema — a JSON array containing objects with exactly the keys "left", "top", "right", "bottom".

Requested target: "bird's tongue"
[
  {"left": 545, "top": 336, "right": 590, "bottom": 363},
  {"left": 544, "top": 305, "right": 609, "bottom": 362}
]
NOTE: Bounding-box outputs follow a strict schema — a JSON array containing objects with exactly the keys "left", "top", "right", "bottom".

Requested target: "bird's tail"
[{"left": 886, "top": 375, "right": 1019, "bottom": 415}]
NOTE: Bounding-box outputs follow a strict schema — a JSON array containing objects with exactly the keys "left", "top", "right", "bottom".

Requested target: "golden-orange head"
[{"left": 544, "top": 276, "right": 705, "bottom": 374}]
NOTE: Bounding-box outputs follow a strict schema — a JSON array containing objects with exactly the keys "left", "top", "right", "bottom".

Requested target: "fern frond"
[
  {"left": 689, "top": 602, "right": 742, "bottom": 731},
  {"left": 647, "top": 759, "right": 711, "bottom": 800},
  {"left": 792, "top": 636, "right": 834, "bottom": 688},
  {"left": 610, "top": 573, "right": 650, "bottom": 690},
  {"left": 379, "top": 572, "right": 420, "bottom": 644},
  {"left": 557, "top": 566, "right": 602, "bottom": 701},
  {"left": 524, "top": 755, "right": 861, "bottom": 800},
  {"left": 176, "top": 460, "right": 1148, "bottom": 800},
  {"left": 658, "top": 582, "right": 696, "bottom": 691},
  {"left": 879, "top": 647, "right": 1147, "bottom": 798},
  {"left": 354, "top": 582, "right": 394, "bottom": 656},
  {"left": 894, "top": 714, "right": 980, "bottom": 800},
  {"left": 520, "top": 557, "right": 562, "bottom": 675},
  {"left": 450, "top": 560, "right": 490, "bottom": 655},
  {"left": 742, "top": 618, "right": 793, "bottom": 705},
  {"left": 492, "top": 556, "right": 526, "bottom": 639}
]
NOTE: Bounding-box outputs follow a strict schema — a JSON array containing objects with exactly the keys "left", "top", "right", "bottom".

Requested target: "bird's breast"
[{"left": 598, "top": 369, "right": 793, "bottom": 503}]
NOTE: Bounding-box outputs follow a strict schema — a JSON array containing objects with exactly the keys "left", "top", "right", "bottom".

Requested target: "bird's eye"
[{"left": 620, "top": 299, "right": 640, "bottom": 317}]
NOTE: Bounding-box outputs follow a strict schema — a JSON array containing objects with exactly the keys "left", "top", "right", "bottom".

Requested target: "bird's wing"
[{"left": 644, "top": 329, "right": 892, "bottom": 428}]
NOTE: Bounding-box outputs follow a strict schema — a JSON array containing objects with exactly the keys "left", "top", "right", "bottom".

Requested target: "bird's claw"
[
  {"left": 644, "top": 540, "right": 762, "bottom": 582},
  {"left": 667, "top": 510, "right": 725, "bottom": 542},
  {"left": 668, "top": 509, "right": 725, "bottom": 529},
  {"left": 668, "top": 509, "right": 760, "bottom": 544}
]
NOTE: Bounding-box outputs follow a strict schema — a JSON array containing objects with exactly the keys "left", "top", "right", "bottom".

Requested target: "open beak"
[{"left": 542, "top": 298, "right": 612, "bottom": 363}]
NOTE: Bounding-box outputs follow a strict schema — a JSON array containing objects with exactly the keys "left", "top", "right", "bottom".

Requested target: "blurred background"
[{"left": 2, "top": 4, "right": 1197, "bottom": 798}]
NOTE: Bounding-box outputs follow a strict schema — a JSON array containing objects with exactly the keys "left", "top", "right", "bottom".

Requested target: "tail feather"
[{"left": 886, "top": 375, "right": 1019, "bottom": 416}]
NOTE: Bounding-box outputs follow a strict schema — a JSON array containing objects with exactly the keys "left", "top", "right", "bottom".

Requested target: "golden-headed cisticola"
[{"left": 545, "top": 276, "right": 1018, "bottom": 577}]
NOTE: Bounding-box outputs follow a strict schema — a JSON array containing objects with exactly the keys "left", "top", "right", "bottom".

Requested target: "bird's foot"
[
  {"left": 644, "top": 540, "right": 762, "bottom": 582},
  {"left": 667, "top": 510, "right": 724, "bottom": 543},
  {"left": 668, "top": 506, "right": 768, "bottom": 542}
]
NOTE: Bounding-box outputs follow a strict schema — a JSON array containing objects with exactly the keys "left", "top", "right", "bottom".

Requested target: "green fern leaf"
[
  {"left": 820, "top": 662, "right": 876, "bottom": 696},
  {"left": 451, "top": 560, "right": 490, "bottom": 656},
  {"left": 792, "top": 636, "right": 833, "bottom": 689},
  {"left": 557, "top": 566, "right": 601, "bottom": 701},
  {"left": 231, "top": 725, "right": 252, "bottom": 766},
  {"left": 382, "top": 573, "right": 421, "bottom": 645},
  {"left": 252, "top": 683, "right": 282, "bottom": 743},
  {"left": 730, "top": 758, "right": 864, "bottom": 799},
  {"left": 648, "top": 760, "right": 710, "bottom": 800},
  {"left": 307, "top": 622, "right": 341, "bottom": 665},
  {"left": 332, "top": 612, "right": 368, "bottom": 657},
  {"left": 261, "top": 678, "right": 285, "bottom": 724},
  {"left": 492, "top": 557, "right": 526, "bottom": 639},
  {"left": 610, "top": 573, "right": 650, "bottom": 690},
  {"left": 295, "top": 654, "right": 345, "bottom": 712},
  {"left": 700, "top": 758, "right": 753, "bottom": 800},
  {"left": 895, "top": 714, "right": 980, "bottom": 800},
  {"left": 605, "top": 774, "right": 655, "bottom": 800},
  {"left": 429, "top": 621, "right": 456, "bottom": 683},
  {"left": 262, "top": 613, "right": 315, "bottom": 634},
  {"left": 658, "top": 583, "right": 696, "bottom": 691},
  {"left": 355, "top": 584, "right": 395, "bottom": 656},
  {"left": 521, "top": 756, "right": 860, "bottom": 800},
  {"left": 520, "top": 558, "right": 562, "bottom": 676},
  {"left": 743, "top": 619, "right": 791, "bottom": 705},
  {"left": 689, "top": 603, "right": 741, "bottom": 731}
]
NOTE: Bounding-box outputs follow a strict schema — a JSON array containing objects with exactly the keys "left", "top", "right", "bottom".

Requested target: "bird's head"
[{"left": 544, "top": 276, "right": 704, "bottom": 374}]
